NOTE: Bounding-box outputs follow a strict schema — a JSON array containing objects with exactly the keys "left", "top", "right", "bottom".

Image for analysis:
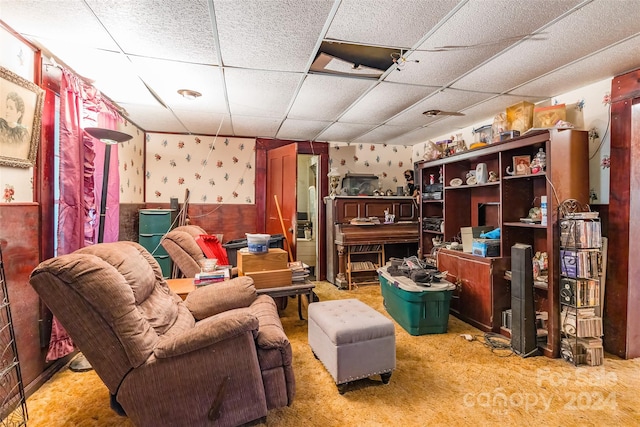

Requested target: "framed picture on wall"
[
  {"left": 513, "top": 155, "right": 531, "bottom": 176},
  {"left": 0, "top": 66, "right": 44, "bottom": 168}
]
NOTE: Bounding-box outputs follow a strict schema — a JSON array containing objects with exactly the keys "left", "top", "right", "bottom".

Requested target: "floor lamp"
[
  {"left": 69, "top": 127, "right": 132, "bottom": 373},
  {"left": 85, "top": 127, "right": 133, "bottom": 243}
]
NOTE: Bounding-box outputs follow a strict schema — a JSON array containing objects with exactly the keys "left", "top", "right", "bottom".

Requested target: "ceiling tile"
[
  {"left": 327, "top": 0, "right": 459, "bottom": 48},
  {"left": 386, "top": 0, "right": 583, "bottom": 87},
  {"left": 511, "top": 36, "right": 640, "bottom": 98},
  {"left": 232, "top": 115, "right": 282, "bottom": 139},
  {"left": 225, "top": 68, "right": 301, "bottom": 117},
  {"left": 339, "top": 82, "right": 439, "bottom": 124},
  {"left": 387, "top": 89, "right": 495, "bottom": 127},
  {"left": 316, "top": 122, "right": 378, "bottom": 143},
  {"left": 87, "top": 0, "right": 218, "bottom": 64},
  {"left": 131, "top": 57, "right": 226, "bottom": 112},
  {"left": 0, "top": 0, "right": 118, "bottom": 50},
  {"left": 452, "top": 1, "right": 640, "bottom": 93},
  {"left": 121, "top": 104, "right": 188, "bottom": 133},
  {"left": 288, "top": 74, "right": 374, "bottom": 121},
  {"left": 215, "top": 0, "right": 335, "bottom": 71},
  {"left": 352, "top": 124, "right": 420, "bottom": 144},
  {"left": 276, "top": 119, "right": 332, "bottom": 141},
  {"left": 171, "top": 110, "right": 232, "bottom": 136}
]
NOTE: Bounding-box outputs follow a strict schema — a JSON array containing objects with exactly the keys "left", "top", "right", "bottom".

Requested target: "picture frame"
[
  {"left": 0, "top": 66, "right": 44, "bottom": 168},
  {"left": 513, "top": 155, "right": 531, "bottom": 176}
]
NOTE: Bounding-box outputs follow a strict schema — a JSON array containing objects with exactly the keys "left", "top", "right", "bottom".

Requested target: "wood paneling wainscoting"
[
  {"left": 0, "top": 203, "right": 70, "bottom": 398},
  {"left": 140, "top": 203, "right": 257, "bottom": 243}
]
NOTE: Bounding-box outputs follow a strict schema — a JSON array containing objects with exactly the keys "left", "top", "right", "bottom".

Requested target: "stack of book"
[
  {"left": 288, "top": 261, "right": 310, "bottom": 283},
  {"left": 194, "top": 269, "right": 229, "bottom": 286}
]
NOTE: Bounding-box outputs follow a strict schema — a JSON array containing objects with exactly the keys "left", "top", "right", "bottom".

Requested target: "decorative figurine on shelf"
[
  {"left": 404, "top": 169, "right": 419, "bottom": 197},
  {"left": 327, "top": 168, "right": 341, "bottom": 196},
  {"left": 530, "top": 148, "right": 547, "bottom": 174},
  {"left": 423, "top": 140, "right": 440, "bottom": 161},
  {"left": 384, "top": 209, "right": 395, "bottom": 224},
  {"left": 488, "top": 171, "right": 499, "bottom": 182}
]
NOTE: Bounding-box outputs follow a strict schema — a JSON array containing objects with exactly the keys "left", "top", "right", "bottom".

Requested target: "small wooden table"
[{"left": 165, "top": 279, "right": 317, "bottom": 320}]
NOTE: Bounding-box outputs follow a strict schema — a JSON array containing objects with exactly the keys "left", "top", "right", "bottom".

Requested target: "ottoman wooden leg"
[{"left": 381, "top": 372, "right": 392, "bottom": 384}]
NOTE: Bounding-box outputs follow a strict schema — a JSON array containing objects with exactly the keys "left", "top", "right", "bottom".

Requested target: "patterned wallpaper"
[
  {"left": 144, "top": 133, "right": 255, "bottom": 204},
  {"left": 411, "top": 78, "right": 612, "bottom": 204},
  {"left": 0, "top": 27, "right": 35, "bottom": 203},
  {"left": 328, "top": 142, "right": 416, "bottom": 195},
  {"left": 117, "top": 120, "right": 145, "bottom": 203}
]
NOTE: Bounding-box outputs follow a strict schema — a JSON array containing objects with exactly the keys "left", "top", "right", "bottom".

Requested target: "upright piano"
[{"left": 324, "top": 196, "right": 419, "bottom": 288}]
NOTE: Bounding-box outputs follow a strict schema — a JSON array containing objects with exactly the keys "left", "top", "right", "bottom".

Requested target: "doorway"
[{"left": 296, "top": 154, "right": 319, "bottom": 279}]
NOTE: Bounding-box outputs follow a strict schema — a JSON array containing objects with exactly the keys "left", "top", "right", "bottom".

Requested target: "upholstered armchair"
[
  {"left": 161, "top": 225, "right": 212, "bottom": 277},
  {"left": 161, "top": 225, "right": 238, "bottom": 278},
  {"left": 29, "top": 241, "right": 295, "bottom": 427}
]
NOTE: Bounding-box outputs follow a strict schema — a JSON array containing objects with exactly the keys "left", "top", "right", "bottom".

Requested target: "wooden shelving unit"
[{"left": 417, "top": 129, "right": 589, "bottom": 358}]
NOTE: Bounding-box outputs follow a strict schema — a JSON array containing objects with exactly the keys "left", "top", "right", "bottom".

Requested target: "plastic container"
[
  {"left": 378, "top": 266, "right": 455, "bottom": 335},
  {"left": 246, "top": 233, "right": 271, "bottom": 254},
  {"left": 222, "top": 239, "right": 247, "bottom": 266}
]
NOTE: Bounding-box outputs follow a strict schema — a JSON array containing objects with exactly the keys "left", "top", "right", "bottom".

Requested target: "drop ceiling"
[{"left": 2, "top": 0, "right": 639, "bottom": 145}]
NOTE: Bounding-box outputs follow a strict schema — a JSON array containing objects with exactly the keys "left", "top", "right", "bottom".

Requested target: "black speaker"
[{"left": 510, "top": 243, "right": 539, "bottom": 357}]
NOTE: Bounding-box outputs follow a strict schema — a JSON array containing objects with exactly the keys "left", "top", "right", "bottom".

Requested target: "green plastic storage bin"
[{"left": 378, "top": 267, "right": 454, "bottom": 335}]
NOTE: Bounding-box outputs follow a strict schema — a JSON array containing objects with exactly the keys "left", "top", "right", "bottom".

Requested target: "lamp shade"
[{"left": 85, "top": 127, "right": 132, "bottom": 144}]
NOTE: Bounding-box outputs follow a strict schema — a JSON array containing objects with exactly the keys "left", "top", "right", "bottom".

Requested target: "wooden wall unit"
[
  {"left": 418, "top": 129, "right": 589, "bottom": 357},
  {"left": 606, "top": 68, "right": 640, "bottom": 359}
]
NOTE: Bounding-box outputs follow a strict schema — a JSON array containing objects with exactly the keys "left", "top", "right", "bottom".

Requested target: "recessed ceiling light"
[{"left": 177, "top": 89, "right": 202, "bottom": 100}]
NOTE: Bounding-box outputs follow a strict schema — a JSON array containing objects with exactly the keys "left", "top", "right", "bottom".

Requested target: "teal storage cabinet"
[
  {"left": 378, "top": 266, "right": 455, "bottom": 335},
  {"left": 138, "top": 209, "right": 177, "bottom": 278}
]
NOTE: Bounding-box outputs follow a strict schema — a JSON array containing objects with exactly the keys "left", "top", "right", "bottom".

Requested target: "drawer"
[
  {"left": 154, "top": 255, "right": 172, "bottom": 278},
  {"left": 139, "top": 209, "right": 176, "bottom": 234},
  {"left": 139, "top": 234, "right": 168, "bottom": 256}
]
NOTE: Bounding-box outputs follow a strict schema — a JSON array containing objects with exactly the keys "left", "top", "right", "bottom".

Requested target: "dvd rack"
[
  {"left": 558, "top": 199, "right": 604, "bottom": 366},
  {"left": 0, "top": 244, "right": 27, "bottom": 425}
]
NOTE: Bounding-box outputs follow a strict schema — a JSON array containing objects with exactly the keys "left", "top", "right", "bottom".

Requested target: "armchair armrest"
[
  {"left": 184, "top": 276, "right": 257, "bottom": 320},
  {"left": 154, "top": 308, "right": 258, "bottom": 358}
]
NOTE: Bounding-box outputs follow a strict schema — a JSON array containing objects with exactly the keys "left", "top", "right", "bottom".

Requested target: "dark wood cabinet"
[
  {"left": 418, "top": 129, "right": 589, "bottom": 358},
  {"left": 438, "top": 249, "right": 509, "bottom": 332}
]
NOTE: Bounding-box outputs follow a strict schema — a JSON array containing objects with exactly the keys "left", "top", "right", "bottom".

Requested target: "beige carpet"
[{"left": 26, "top": 281, "right": 640, "bottom": 426}]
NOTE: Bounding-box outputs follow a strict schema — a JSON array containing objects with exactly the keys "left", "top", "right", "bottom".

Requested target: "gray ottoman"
[{"left": 308, "top": 299, "right": 395, "bottom": 393}]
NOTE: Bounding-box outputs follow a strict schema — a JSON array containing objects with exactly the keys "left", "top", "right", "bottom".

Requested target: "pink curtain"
[{"left": 47, "top": 71, "right": 122, "bottom": 361}]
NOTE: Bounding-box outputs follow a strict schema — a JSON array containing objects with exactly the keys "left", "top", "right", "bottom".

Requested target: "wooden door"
[{"left": 266, "top": 144, "right": 297, "bottom": 259}]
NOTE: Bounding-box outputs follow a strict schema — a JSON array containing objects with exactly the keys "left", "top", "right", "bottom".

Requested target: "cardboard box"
[
  {"left": 533, "top": 104, "right": 566, "bottom": 128},
  {"left": 461, "top": 226, "right": 494, "bottom": 253},
  {"left": 238, "top": 248, "right": 288, "bottom": 275},
  {"left": 244, "top": 269, "right": 292, "bottom": 289},
  {"left": 506, "top": 101, "right": 535, "bottom": 134}
]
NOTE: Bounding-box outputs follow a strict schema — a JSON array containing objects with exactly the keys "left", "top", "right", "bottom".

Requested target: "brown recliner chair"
[
  {"left": 29, "top": 241, "right": 295, "bottom": 427},
  {"left": 160, "top": 225, "right": 223, "bottom": 278}
]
